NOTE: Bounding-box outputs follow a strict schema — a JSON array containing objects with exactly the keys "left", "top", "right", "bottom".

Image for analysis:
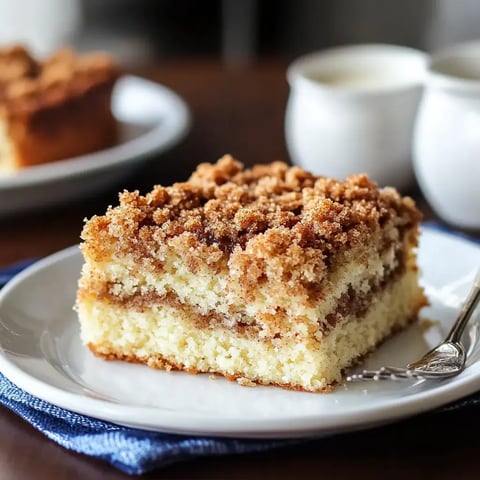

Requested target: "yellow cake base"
[{"left": 77, "top": 268, "right": 425, "bottom": 392}]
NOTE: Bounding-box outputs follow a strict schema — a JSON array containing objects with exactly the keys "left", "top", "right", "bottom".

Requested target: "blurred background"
[
  {"left": 1, "top": 0, "right": 480, "bottom": 65},
  {"left": 1, "top": 0, "right": 480, "bottom": 233}
]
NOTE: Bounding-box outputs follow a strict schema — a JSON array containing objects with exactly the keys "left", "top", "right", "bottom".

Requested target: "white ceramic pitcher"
[
  {"left": 285, "top": 44, "right": 427, "bottom": 190},
  {"left": 413, "top": 42, "right": 480, "bottom": 230}
]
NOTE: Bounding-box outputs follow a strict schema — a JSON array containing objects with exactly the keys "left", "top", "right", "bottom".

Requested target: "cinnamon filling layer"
[
  {"left": 81, "top": 261, "right": 407, "bottom": 339},
  {"left": 323, "top": 249, "right": 406, "bottom": 332}
]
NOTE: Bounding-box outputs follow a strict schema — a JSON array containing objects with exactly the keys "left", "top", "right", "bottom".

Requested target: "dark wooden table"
[{"left": 1, "top": 59, "right": 479, "bottom": 480}]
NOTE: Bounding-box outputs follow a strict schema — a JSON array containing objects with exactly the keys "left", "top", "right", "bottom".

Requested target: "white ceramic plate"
[
  {"left": 0, "top": 228, "right": 479, "bottom": 438},
  {"left": 0, "top": 75, "right": 190, "bottom": 216}
]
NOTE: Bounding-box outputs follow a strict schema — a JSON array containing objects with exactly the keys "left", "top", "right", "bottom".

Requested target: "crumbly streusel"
[{"left": 82, "top": 154, "right": 421, "bottom": 274}]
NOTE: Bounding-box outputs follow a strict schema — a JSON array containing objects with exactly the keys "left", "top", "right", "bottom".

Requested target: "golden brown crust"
[
  {"left": 0, "top": 45, "right": 118, "bottom": 169},
  {"left": 88, "top": 343, "right": 334, "bottom": 393}
]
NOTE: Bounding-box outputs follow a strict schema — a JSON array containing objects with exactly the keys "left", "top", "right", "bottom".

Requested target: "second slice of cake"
[
  {"left": 76, "top": 156, "right": 426, "bottom": 392},
  {"left": 0, "top": 46, "right": 118, "bottom": 173}
]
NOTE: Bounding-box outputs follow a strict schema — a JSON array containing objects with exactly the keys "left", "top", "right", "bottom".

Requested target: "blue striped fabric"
[{"left": 0, "top": 224, "right": 478, "bottom": 474}]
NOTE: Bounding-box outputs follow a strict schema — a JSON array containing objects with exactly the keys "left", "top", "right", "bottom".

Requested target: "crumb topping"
[
  {"left": 0, "top": 45, "right": 118, "bottom": 115},
  {"left": 81, "top": 156, "right": 421, "bottom": 301},
  {"left": 83, "top": 155, "right": 420, "bottom": 254},
  {"left": 0, "top": 46, "right": 38, "bottom": 84}
]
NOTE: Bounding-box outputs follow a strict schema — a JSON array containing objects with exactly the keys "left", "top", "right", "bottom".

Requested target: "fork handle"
[{"left": 446, "top": 269, "right": 480, "bottom": 344}]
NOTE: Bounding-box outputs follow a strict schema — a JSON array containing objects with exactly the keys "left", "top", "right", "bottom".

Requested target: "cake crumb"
[{"left": 236, "top": 377, "right": 257, "bottom": 387}]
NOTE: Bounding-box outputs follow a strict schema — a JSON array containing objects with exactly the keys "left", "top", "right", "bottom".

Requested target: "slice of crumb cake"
[
  {"left": 0, "top": 45, "right": 118, "bottom": 173},
  {"left": 76, "top": 155, "right": 426, "bottom": 392}
]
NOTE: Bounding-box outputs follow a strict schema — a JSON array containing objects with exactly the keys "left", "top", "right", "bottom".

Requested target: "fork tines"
[{"left": 346, "top": 366, "right": 425, "bottom": 382}]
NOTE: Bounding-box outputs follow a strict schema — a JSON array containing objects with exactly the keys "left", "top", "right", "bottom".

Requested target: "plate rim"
[
  {"left": 0, "top": 75, "right": 191, "bottom": 189},
  {"left": 0, "top": 227, "right": 479, "bottom": 438}
]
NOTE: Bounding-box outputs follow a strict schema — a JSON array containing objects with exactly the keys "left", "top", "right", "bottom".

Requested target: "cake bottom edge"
[{"left": 87, "top": 343, "right": 334, "bottom": 393}]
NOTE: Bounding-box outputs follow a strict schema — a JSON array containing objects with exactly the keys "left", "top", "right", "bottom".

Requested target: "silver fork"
[{"left": 346, "top": 269, "right": 480, "bottom": 382}]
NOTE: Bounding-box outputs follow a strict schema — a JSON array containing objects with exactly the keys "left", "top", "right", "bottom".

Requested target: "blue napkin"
[{"left": 0, "top": 224, "right": 479, "bottom": 475}]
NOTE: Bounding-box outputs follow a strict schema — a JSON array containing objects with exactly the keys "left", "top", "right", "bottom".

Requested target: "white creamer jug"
[
  {"left": 285, "top": 44, "right": 427, "bottom": 190},
  {"left": 414, "top": 42, "right": 480, "bottom": 229}
]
